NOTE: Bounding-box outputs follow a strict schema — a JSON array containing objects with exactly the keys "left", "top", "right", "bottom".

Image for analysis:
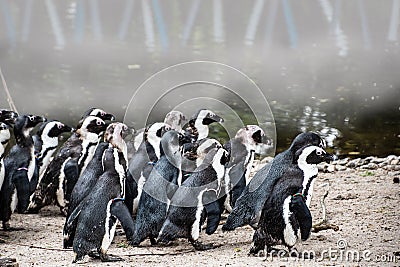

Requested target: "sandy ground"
[{"left": 0, "top": 167, "right": 399, "bottom": 267}]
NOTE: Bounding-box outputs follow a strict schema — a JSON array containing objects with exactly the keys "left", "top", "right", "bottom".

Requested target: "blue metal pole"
[
  {"left": 45, "top": 0, "right": 66, "bottom": 49},
  {"left": 281, "top": 0, "right": 297, "bottom": 49},
  {"left": 182, "top": 0, "right": 201, "bottom": 46},
  {"left": 0, "top": 0, "right": 16, "bottom": 47},
  {"left": 152, "top": 0, "right": 169, "bottom": 51},
  {"left": 244, "top": 0, "right": 265, "bottom": 46},
  {"left": 21, "top": 0, "right": 33, "bottom": 43}
]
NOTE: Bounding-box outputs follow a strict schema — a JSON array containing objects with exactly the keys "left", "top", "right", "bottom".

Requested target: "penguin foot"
[
  {"left": 88, "top": 251, "right": 101, "bottom": 259},
  {"left": 2, "top": 222, "right": 24, "bottom": 231},
  {"left": 72, "top": 254, "right": 86, "bottom": 264},
  {"left": 100, "top": 253, "right": 124, "bottom": 262},
  {"left": 190, "top": 240, "right": 216, "bottom": 251},
  {"left": 150, "top": 236, "right": 157, "bottom": 246}
]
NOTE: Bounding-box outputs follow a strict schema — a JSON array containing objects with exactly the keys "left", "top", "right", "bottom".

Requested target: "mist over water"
[{"left": 0, "top": 0, "right": 399, "bottom": 157}]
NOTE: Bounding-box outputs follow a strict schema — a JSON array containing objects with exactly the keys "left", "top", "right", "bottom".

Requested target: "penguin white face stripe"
[
  {"left": 297, "top": 146, "right": 320, "bottom": 198},
  {"left": 27, "top": 146, "right": 35, "bottom": 182},
  {"left": 194, "top": 110, "right": 210, "bottom": 140},
  {"left": 147, "top": 123, "right": 167, "bottom": 160},
  {"left": 113, "top": 148, "right": 126, "bottom": 197}
]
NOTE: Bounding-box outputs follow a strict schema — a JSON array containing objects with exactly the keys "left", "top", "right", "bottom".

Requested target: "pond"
[{"left": 0, "top": 0, "right": 399, "bottom": 157}]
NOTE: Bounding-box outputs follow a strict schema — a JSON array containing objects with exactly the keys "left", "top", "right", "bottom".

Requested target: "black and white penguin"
[
  {"left": 181, "top": 138, "right": 221, "bottom": 185},
  {"left": 0, "top": 123, "right": 9, "bottom": 190},
  {"left": 79, "top": 107, "right": 116, "bottom": 124},
  {"left": 164, "top": 110, "right": 186, "bottom": 132},
  {"left": 184, "top": 109, "right": 224, "bottom": 143},
  {"left": 222, "top": 132, "right": 326, "bottom": 232},
  {"left": 125, "top": 122, "right": 171, "bottom": 215},
  {"left": 157, "top": 147, "right": 230, "bottom": 250},
  {"left": 131, "top": 130, "right": 185, "bottom": 246},
  {"left": 249, "top": 145, "right": 334, "bottom": 255},
  {"left": 0, "top": 109, "right": 18, "bottom": 150},
  {"left": 33, "top": 120, "right": 74, "bottom": 184},
  {"left": 27, "top": 115, "right": 108, "bottom": 214},
  {"left": 0, "top": 114, "right": 46, "bottom": 229},
  {"left": 63, "top": 122, "right": 128, "bottom": 249},
  {"left": 223, "top": 125, "right": 265, "bottom": 211},
  {"left": 66, "top": 146, "right": 133, "bottom": 263}
]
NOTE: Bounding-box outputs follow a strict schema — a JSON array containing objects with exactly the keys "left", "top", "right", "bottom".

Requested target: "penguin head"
[
  {"left": 164, "top": 110, "right": 186, "bottom": 132},
  {"left": 78, "top": 116, "right": 107, "bottom": 136},
  {"left": 189, "top": 109, "right": 224, "bottom": 126},
  {"left": 0, "top": 122, "right": 9, "bottom": 130},
  {"left": 0, "top": 109, "right": 18, "bottom": 125},
  {"left": 160, "top": 130, "right": 184, "bottom": 165},
  {"left": 235, "top": 125, "right": 266, "bottom": 146},
  {"left": 295, "top": 145, "right": 334, "bottom": 165},
  {"left": 82, "top": 107, "right": 115, "bottom": 121},
  {"left": 145, "top": 122, "right": 171, "bottom": 141},
  {"left": 14, "top": 115, "right": 47, "bottom": 135},
  {"left": 104, "top": 122, "right": 129, "bottom": 151},
  {"left": 289, "top": 132, "right": 326, "bottom": 153},
  {"left": 38, "top": 120, "right": 73, "bottom": 138}
]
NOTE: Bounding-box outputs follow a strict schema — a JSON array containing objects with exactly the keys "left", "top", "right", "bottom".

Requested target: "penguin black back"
[
  {"left": 222, "top": 132, "right": 325, "bottom": 231},
  {"left": 250, "top": 145, "right": 334, "bottom": 255}
]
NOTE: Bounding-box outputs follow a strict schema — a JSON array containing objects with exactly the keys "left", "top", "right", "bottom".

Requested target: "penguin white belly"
[
  {"left": 101, "top": 200, "right": 118, "bottom": 253},
  {"left": 11, "top": 189, "right": 18, "bottom": 213},
  {"left": 79, "top": 141, "right": 98, "bottom": 175},
  {"left": 223, "top": 167, "right": 233, "bottom": 212},
  {"left": 132, "top": 174, "right": 146, "bottom": 214},
  {"left": 39, "top": 147, "right": 57, "bottom": 177},
  {"left": 282, "top": 196, "right": 298, "bottom": 247},
  {"left": 191, "top": 189, "right": 208, "bottom": 241},
  {"left": 0, "top": 159, "right": 4, "bottom": 190},
  {"left": 27, "top": 146, "right": 36, "bottom": 182},
  {"left": 56, "top": 157, "right": 70, "bottom": 207}
]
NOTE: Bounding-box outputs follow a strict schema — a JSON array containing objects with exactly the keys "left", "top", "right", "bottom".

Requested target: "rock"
[
  {"left": 394, "top": 165, "right": 400, "bottom": 171},
  {"left": 346, "top": 158, "right": 361, "bottom": 168},
  {"left": 371, "top": 157, "right": 385, "bottom": 164},
  {"left": 327, "top": 165, "right": 336, "bottom": 173},
  {"left": 337, "top": 158, "right": 349, "bottom": 165},
  {"left": 336, "top": 165, "right": 347, "bottom": 171},
  {"left": 333, "top": 193, "right": 358, "bottom": 200},
  {"left": 393, "top": 177, "right": 399, "bottom": 184},
  {"left": 390, "top": 159, "right": 399, "bottom": 165},
  {"left": 360, "top": 163, "right": 378, "bottom": 170},
  {"left": 0, "top": 258, "right": 19, "bottom": 267}
]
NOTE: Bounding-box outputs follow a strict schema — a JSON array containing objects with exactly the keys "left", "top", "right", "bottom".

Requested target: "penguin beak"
[
  {"left": 324, "top": 153, "right": 335, "bottom": 163},
  {"left": 41, "top": 116, "right": 47, "bottom": 122},
  {"left": 104, "top": 113, "right": 116, "bottom": 121}
]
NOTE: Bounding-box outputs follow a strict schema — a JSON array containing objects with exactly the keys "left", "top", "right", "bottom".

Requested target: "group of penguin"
[{"left": 0, "top": 107, "right": 335, "bottom": 263}]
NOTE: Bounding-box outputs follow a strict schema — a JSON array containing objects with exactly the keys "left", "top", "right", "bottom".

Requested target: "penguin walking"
[
  {"left": 63, "top": 122, "right": 128, "bottom": 249},
  {"left": 27, "top": 115, "right": 108, "bottom": 214},
  {"left": 0, "top": 115, "right": 46, "bottom": 230},
  {"left": 249, "top": 145, "right": 334, "bottom": 255},
  {"left": 0, "top": 109, "right": 18, "bottom": 150},
  {"left": 125, "top": 122, "right": 171, "bottom": 215},
  {"left": 157, "top": 147, "right": 230, "bottom": 250},
  {"left": 184, "top": 109, "right": 224, "bottom": 143},
  {"left": 223, "top": 125, "right": 265, "bottom": 211},
  {"left": 131, "top": 130, "right": 185, "bottom": 246},
  {"left": 222, "top": 132, "right": 326, "bottom": 231},
  {"left": 67, "top": 146, "right": 134, "bottom": 263}
]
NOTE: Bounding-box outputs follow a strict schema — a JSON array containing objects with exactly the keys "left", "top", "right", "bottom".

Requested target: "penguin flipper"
[
  {"left": 290, "top": 195, "right": 312, "bottom": 241},
  {"left": 203, "top": 191, "right": 221, "bottom": 235},
  {"left": 63, "top": 201, "right": 83, "bottom": 248},
  {"left": 12, "top": 170, "right": 30, "bottom": 213},
  {"left": 110, "top": 200, "right": 135, "bottom": 242},
  {"left": 63, "top": 159, "right": 79, "bottom": 202}
]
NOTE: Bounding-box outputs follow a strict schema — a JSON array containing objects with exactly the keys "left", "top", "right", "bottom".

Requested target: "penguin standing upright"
[
  {"left": 184, "top": 109, "right": 224, "bottom": 143},
  {"left": 0, "top": 123, "right": 9, "bottom": 190},
  {"left": 32, "top": 121, "right": 73, "bottom": 186},
  {"left": 0, "top": 109, "right": 18, "bottom": 150},
  {"left": 125, "top": 122, "right": 171, "bottom": 215},
  {"left": 223, "top": 125, "right": 265, "bottom": 211},
  {"left": 131, "top": 130, "right": 185, "bottom": 246},
  {"left": 28, "top": 115, "right": 108, "bottom": 214},
  {"left": 249, "top": 145, "right": 334, "bottom": 255},
  {"left": 222, "top": 132, "right": 326, "bottom": 231},
  {"left": 68, "top": 146, "right": 134, "bottom": 263},
  {"left": 63, "top": 122, "right": 129, "bottom": 249},
  {"left": 0, "top": 115, "right": 46, "bottom": 229},
  {"left": 157, "top": 147, "right": 230, "bottom": 250}
]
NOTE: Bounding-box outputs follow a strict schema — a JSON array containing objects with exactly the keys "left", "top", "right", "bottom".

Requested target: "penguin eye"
[
  {"left": 58, "top": 124, "right": 63, "bottom": 129},
  {"left": 96, "top": 120, "right": 102, "bottom": 126},
  {"left": 29, "top": 116, "right": 34, "bottom": 121},
  {"left": 316, "top": 150, "right": 323, "bottom": 156},
  {"left": 101, "top": 111, "right": 105, "bottom": 116}
]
